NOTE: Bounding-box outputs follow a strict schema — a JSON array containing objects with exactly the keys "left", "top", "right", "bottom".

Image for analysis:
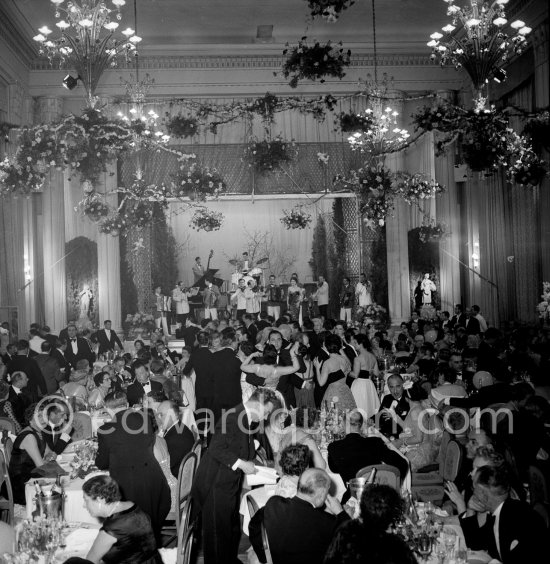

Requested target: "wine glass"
[
  {"left": 443, "top": 527, "right": 457, "bottom": 559},
  {"left": 416, "top": 532, "right": 432, "bottom": 562},
  {"left": 434, "top": 540, "right": 447, "bottom": 564}
]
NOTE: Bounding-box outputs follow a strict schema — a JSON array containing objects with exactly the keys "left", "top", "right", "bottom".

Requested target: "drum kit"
[{"left": 229, "top": 256, "right": 268, "bottom": 288}]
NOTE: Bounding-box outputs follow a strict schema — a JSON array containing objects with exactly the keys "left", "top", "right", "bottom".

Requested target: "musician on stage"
[
  {"left": 266, "top": 274, "right": 283, "bottom": 321},
  {"left": 192, "top": 256, "right": 204, "bottom": 283},
  {"left": 231, "top": 278, "right": 247, "bottom": 320},
  {"left": 202, "top": 278, "right": 220, "bottom": 321},
  {"left": 172, "top": 281, "right": 192, "bottom": 326},
  {"left": 240, "top": 251, "right": 251, "bottom": 273}
]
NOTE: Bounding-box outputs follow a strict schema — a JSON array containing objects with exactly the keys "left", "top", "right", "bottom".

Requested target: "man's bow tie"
[{"left": 71, "top": 338, "right": 77, "bottom": 342}]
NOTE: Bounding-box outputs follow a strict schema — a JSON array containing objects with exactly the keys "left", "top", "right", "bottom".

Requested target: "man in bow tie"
[
  {"left": 92, "top": 320, "right": 123, "bottom": 356},
  {"left": 63, "top": 324, "right": 95, "bottom": 369},
  {"left": 7, "top": 371, "right": 30, "bottom": 430},
  {"left": 126, "top": 361, "right": 166, "bottom": 407},
  {"left": 376, "top": 374, "right": 410, "bottom": 438},
  {"left": 156, "top": 400, "right": 194, "bottom": 477}
]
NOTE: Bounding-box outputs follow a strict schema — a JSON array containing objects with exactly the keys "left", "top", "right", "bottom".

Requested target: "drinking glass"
[
  {"left": 443, "top": 527, "right": 457, "bottom": 559},
  {"left": 416, "top": 532, "right": 432, "bottom": 562}
]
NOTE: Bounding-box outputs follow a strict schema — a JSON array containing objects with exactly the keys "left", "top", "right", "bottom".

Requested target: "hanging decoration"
[
  {"left": 305, "top": 0, "right": 356, "bottom": 22},
  {"left": 171, "top": 161, "right": 227, "bottom": 200},
  {"left": 164, "top": 114, "right": 200, "bottom": 138},
  {"left": 418, "top": 222, "right": 448, "bottom": 243},
  {"left": 280, "top": 205, "right": 313, "bottom": 229},
  {"left": 190, "top": 208, "right": 225, "bottom": 232},
  {"left": 281, "top": 37, "right": 351, "bottom": 88},
  {"left": 243, "top": 135, "right": 298, "bottom": 175},
  {"left": 522, "top": 110, "right": 550, "bottom": 152}
]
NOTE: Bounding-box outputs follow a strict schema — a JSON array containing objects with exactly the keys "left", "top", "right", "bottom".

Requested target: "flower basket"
[
  {"left": 281, "top": 37, "right": 351, "bottom": 88},
  {"left": 418, "top": 223, "right": 447, "bottom": 243},
  {"left": 171, "top": 162, "right": 226, "bottom": 201},
  {"left": 280, "top": 205, "right": 313, "bottom": 229},
  {"left": 190, "top": 208, "right": 224, "bottom": 232},
  {"left": 98, "top": 214, "right": 126, "bottom": 236},
  {"left": 243, "top": 135, "right": 298, "bottom": 175},
  {"left": 164, "top": 114, "right": 199, "bottom": 138},
  {"left": 122, "top": 200, "right": 155, "bottom": 229},
  {"left": 508, "top": 148, "right": 548, "bottom": 187},
  {"left": 125, "top": 312, "right": 155, "bottom": 339},
  {"left": 306, "top": 0, "right": 356, "bottom": 22},
  {"left": 77, "top": 195, "right": 111, "bottom": 222},
  {"left": 337, "top": 111, "right": 375, "bottom": 133}
]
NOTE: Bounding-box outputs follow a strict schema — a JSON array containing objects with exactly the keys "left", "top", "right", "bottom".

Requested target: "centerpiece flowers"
[
  {"left": 243, "top": 134, "right": 298, "bottom": 175},
  {"left": 537, "top": 282, "right": 550, "bottom": 324},
  {"left": 281, "top": 37, "right": 351, "bottom": 88},
  {"left": 10, "top": 518, "right": 63, "bottom": 561},
  {"left": 280, "top": 205, "right": 313, "bottom": 229},
  {"left": 69, "top": 440, "right": 98, "bottom": 480},
  {"left": 190, "top": 208, "right": 224, "bottom": 232}
]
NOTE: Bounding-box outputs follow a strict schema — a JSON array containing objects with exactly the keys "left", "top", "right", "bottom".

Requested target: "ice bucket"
[
  {"left": 36, "top": 492, "right": 64, "bottom": 520},
  {"left": 348, "top": 477, "right": 368, "bottom": 500}
]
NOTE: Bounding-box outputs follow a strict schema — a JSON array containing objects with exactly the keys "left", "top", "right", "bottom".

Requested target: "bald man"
[{"left": 376, "top": 374, "right": 410, "bottom": 438}]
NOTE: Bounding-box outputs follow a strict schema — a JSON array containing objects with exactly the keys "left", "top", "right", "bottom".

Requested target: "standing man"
[
  {"left": 93, "top": 320, "right": 123, "bottom": 356},
  {"left": 192, "top": 387, "right": 281, "bottom": 564},
  {"left": 355, "top": 273, "right": 373, "bottom": 309},
  {"left": 203, "top": 278, "right": 220, "bottom": 320},
  {"left": 471, "top": 305, "right": 488, "bottom": 333},
  {"left": 231, "top": 278, "right": 247, "bottom": 321},
  {"left": 34, "top": 341, "right": 63, "bottom": 394},
  {"left": 265, "top": 275, "right": 283, "bottom": 321},
  {"left": 314, "top": 275, "right": 330, "bottom": 319},
  {"left": 192, "top": 256, "right": 204, "bottom": 283},
  {"left": 172, "top": 281, "right": 191, "bottom": 326},
  {"left": 63, "top": 324, "right": 95, "bottom": 369},
  {"left": 240, "top": 251, "right": 251, "bottom": 273},
  {"left": 339, "top": 277, "right": 354, "bottom": 323},
  {"left": 6, "top": 340, "right": 47, "bottom": 402}
]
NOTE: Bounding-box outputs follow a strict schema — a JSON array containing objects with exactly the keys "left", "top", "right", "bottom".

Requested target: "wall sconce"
[{"left": 472, "top": 242, "right": 480, "bottom": 269}]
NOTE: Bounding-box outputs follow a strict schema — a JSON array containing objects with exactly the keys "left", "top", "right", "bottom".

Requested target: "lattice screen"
[{"left": 342, "top": 198, "right": 360, "bottom": 284}]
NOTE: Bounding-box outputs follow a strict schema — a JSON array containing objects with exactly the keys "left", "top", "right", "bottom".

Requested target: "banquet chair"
[
  {"left": 261, "top": 522, "right": 274, "bottom": 564},
  {"left": 176, "top": 517, "right": 197, "bottom": 564},
  {"left": 0, "top": 418, "right": 16, "bottom": 435},
  {"left": 0, "top": 449, "right": 14, "bottom": 525},
  {"left": 247, "top": 494, "right": 260, "bottom": 519},
  {"left": 3, "top": 438, "right": 13, "bottom": 468},
  {"left": 412, "top": 440, "right": 463, "bottom": 504},
  {"left": 356, "top": 464, "right": 401, "bottom": 491},
  {"left": 191, "top": 438, "right": 203, "bottom": 464}
]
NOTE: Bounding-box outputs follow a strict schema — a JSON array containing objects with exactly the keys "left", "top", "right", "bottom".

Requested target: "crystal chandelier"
[
  {"left": 427, "top": 0, "right": 531, "bottom": 99},
  {"left": 33, "top": 0, "right": 142, "bottom": 107}
]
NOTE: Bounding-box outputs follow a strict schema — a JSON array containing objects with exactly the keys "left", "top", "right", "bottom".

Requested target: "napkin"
[
  {"left": 245, "top": 465, "right": 278, "bottom": 487},
  {"left": 31, "top": 461, "right": 68, "bottom": 478}
]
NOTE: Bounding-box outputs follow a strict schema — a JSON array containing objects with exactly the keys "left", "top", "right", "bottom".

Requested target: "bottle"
[
  {"left": 366, "top": 467, "right": 377, "bottom": 484},
  {"left": 34, "top": 481, "right": 44, "bottom": 498},
  {"left": 406, "top": 492, "right": 419, "bottom": 525},
  {"left": 51, "top": 474, "right": 62, "bottom": 495}
]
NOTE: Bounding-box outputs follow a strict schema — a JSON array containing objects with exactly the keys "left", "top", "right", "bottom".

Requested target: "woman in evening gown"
[
  {"left": 349, "top": 334, "right": 381, "bottom": 419},
  {"left": 286, "top": 277, "right": 304, "bottom": 322}
]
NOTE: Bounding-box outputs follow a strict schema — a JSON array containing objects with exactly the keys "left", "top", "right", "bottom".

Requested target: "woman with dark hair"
[
  {"left": 274, "top": 444, "right": 311, "bottom": 498},
  {"left": 286, "top": 277, "right": 304, "bottom": 322},
  {"left": 315, "top": 334, "right": 356, "bottom": 411},
  {"left": 325, "top": 484, "right": 416, "bottom": 564},
  {"left": 349, "top": 333, "right": 380, "bottom": 418},
  {"left": 81, "top": 475, "right": 162, "bottom": 564},
  {"left": 392, "top": 382, "right": 443, "bottom": 471},
  {"left": 88, "top": 372, "right": 112, "bottom": 409}
]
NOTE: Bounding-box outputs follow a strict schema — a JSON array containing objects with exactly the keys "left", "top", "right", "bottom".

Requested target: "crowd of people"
[{"left": 1, "top": 293, "right": 549, "bottom": 563}]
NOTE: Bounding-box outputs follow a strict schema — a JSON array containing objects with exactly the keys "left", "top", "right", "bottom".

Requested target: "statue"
[
  {"left": 420, "top": 273, "right": 436, "bottom": 305},
  {"left": 79, "top": 284, "right": 93, "bottom": 319}
]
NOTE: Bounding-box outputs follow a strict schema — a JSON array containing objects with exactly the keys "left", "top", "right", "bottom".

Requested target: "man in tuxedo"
[
  {"left": 6, "top": 340, "right": 47, "bottom": 402},
  {"left": 64, "top": 325, "right": 95, "bottom": 369},
  {"left": 126, "top": 361, "right": 166, "bottom": 406},
  {"left": 40, "top": 325, "right": 59, "bottom": 348},
  {"left": 1, "top": 343, "right": 16, "bottom": 365},
  {"left": 448, "top": 304, "right": 467, "bottom": 330},
  {"left": 192, "top": 256, "right": 204, "bottom": 283},
  {"left": 93, "top": 320, "right": 123, "bottom": 356},
  {"left": 465, "top": 308, "right": 481, "bottom": 336},
  {"left": 249, "top": 468, "right": 349, "bottom": 564},
  {"left": 459, "top": 465, "right": 547, "bottom": 563},
  {"left": 34, "top": 341, "right": 63, "bottom": 394},
  {"left": 328, "top": 410, "right": 409, "bottom": 486},
  {"left": 150, "top": 340, "right": 177, "bottom": 365},
  {"left": 376, "top": 374, "right": 410, "bottom": 438},
  {"left": 42, "top": 400, "right": 73, "bottom": 454},
  {"left": 8, "top": 371, "right": 30, "bottom": 429},
  {"left": 156, "top": 400, "right": 194, "bottom": 477},
  {"left": 192, "top": 387, "right": 281, "bottom": 564},
  {"left": 50, "top": 339, "right": 72, "bottom": 381},
  {"left": 242, "top": 313, "right": 258, "bottom": 344}
]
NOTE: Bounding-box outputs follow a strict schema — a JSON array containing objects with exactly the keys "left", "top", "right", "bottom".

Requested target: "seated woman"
[
  {"left": 8, "top": 404, "right": 56, "bottom": 505},
  {"left": 391, "top": 382, "right": 443, "bottom": 471},
  {"left": 325, "top": 484, "right": 416, "bottom": 564},
  {"left": 274, "top": 444, "right": 311, "bottom": 498},
  {"left": 88, "top": 371, "right": 112, "bottom": 409},
  {"left": 241, "top": 342, "right": 301, "bottom": 390},
  {"left": 82, "top": 475, "right": 162, "bottom": 564}
]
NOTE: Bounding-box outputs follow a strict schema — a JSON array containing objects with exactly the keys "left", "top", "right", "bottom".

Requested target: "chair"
[
  {"left": 0, "top": 418, "right": 16, "bottom": 435},
  {"left": 3, "top": 438, "right": 13, "bottom": 468},
  {"left": 247, "top": 494, "right": 260, "bottom": 520},
  {"left": 356, "top": 464, "right": 401, "bottom": 491},
  {"left": 191, "top": 439, "right": 202, "bottom": 464},
  {"left": 411, "top": 431, "right": 451, "bottom": 485},
  {"left": 0, "top": 449, "right": 14, "bottom": 525},
  {"left": 72, "top": 412, "right": 93, "bottom": 441},
  {"left": 261, "top": 522, "right": 273, "bottom": 564},
  {"left": 529, "top": 463, "right": 550, "bottom": 506},
  {"left": 412, "top": 440, "right": 463, "bottom": 504},
  {"left": 176, "top": 518, "right": 196, "bottom": 564}
]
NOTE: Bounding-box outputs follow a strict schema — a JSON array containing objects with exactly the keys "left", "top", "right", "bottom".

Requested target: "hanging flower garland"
[
  {"left": 171, "top": 161, "right": 227, "bottom": 200},
  {"left": 306, "top": 0, "right": 356, "bottom": 22},
  {"left": 190, "top": 208, "right": 225, "bottom": 232},
  {"left": 281, "top": 37, "right": 351, "bottom": 88},
  {"left": 280, "top": 205, "right": 313, "bottom": 229},
  {"left": 0, "top": 156, "right": 46, "bottom": 196},
  {"left": 336, "top": 111, "right": 376, "bottom": 134},
  {"left": 98, "top": 214, "right": 127, "bottom": 237},
  {"left": 418, "top": 222, "right": 447, "bottom": 243},
  {"left": 243, "top": 135, "right": 298, "bottom": 175},
  {"left": 394, "top": 173, "right": 444, "bottom": 205},
  {"left": 163, "top": 114, "right": 199, "bottom": 138}
]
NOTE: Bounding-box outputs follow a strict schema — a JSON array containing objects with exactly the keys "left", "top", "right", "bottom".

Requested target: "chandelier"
[
  {"left": 427, "top": 0, "right": 531, "bottom": 98},
  {"left": 33, "top": 0, "right": 142, "bottom": 107}
]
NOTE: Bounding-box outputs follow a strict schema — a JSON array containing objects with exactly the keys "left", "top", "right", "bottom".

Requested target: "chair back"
[
  {"left": 529, "top": 464, "right": 550, "bottom": 506},
  {"left": 261, "top": 522, "right": 273, "bottom": 564},
  {"left": 177, "top": 519, "right": 196, "bottom": 564},
  {"left": 72, "top": 412, "right": 93, "bottom": 441},
  {"left": 176, "top": 452, "right": 197, "bottom": 530},
  {"left": 0, "top": 449, "right": 14, "bottom": 525},
  {"left": 0, "top": 418, "right": 16, "bottom": 435},
  {"left": 191, "top": 439, "right": 202, "bottom": 464},
  {"left": 533, "top": 502, "right": 550, "bottom": 530},
  {"left": 3, "top": 438, "right": 13, "bottom": 468},
  {"left": 356, "top": 464, "right": 401, "bottom": 491},
  {"left": 441, "top": 440, "right": 463, "bottom": 482},
  {"left": 247, "top": 494, "right": 260, "bottom": 519},
  {"left": 436, "top": 430, "right": 451, "bottom": 469}
]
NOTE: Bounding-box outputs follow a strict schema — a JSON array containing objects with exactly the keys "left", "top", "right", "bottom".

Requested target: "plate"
[{"left": 54, "top": 548, "right": 88, "bottom": 562}]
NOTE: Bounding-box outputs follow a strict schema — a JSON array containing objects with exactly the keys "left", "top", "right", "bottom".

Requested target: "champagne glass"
[
  {"left": 416, "top": 532, "right": 432, "bottom": 562},
  {"left": 443, "top": 527, "right": 457, "bottom": 559}
]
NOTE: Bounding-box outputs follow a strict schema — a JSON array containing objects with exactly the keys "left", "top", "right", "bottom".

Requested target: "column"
[
  {"left": 37, "top": 96, "right": 67, "bottom": 333},
  {"left": 96, "top": 162, "right": 122, "bottom": 332}
]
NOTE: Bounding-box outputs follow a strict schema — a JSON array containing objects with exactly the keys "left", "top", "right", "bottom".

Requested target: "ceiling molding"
[{"left": 0, "top": 3, "right": 37, "bottom": 69}]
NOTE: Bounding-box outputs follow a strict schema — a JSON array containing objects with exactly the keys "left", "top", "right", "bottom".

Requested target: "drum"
[
  {"left": 231, "top": 271, "right": 243, "bottom": 285},
  {"left": 249, "top": 267, "right": 263, "bottom": 276}
]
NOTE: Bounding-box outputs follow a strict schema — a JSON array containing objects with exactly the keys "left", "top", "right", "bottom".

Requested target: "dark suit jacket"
[
  {"left": 184, "top": 346, "right": 214, "bottom": 402},
  {"left": 449, "top": 383, "right": 513, "bottom": 410},
  {"left": 43, "top": 424, "right": 72, "bottom": 455},
  {"left": 465, "top": 316, "right": 481, "bottom": 335},
  {"left": 8, "top": 386, "right": 30, "bottom": 427},
  {"left": 6, "top": 355, "right": 47, "bottom": 401},
  {"left": 43, "top": 333, "right": 59, "bottom": 347},
  {"left": 327, "top": 433, "right": 409, "bottom": 485},
  {"left": 460, "top": 498, "right": 547, "bottom": 564},
  {"left": 93, "top": 329, "right": 123, "bottom": 354},
  {"left": 191, "top": 403, "right": 255, "bottom": 510},
  {"left": 448, "top": 313, "right": 467, "bottom": 330},
  {"left": 34, "top": 353, "right": 63, "bottom": 394},
  {"left": 164, "top": 422, "right": 195, "bottom": 477},
  {"left": 50, "top": 348, "right": 72, "bottom": 380},
  {"left": 249, "top": 496, "right": 349, "bottom": 564},
  {"left": 64, "top": 337, "right": 95, "bottom": 369},
  {"left": 211, "top": 348, "right": 244, "bottom": 420},
  {"left": 126, "top": 379, "right": 166, "bottom": 406},
  {"left": 377, "top": 394, "right": 410, "bottom": 438}
]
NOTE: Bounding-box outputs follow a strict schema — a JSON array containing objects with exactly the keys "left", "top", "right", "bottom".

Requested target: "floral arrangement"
[
  {"left": 280, "top": 205, "right": 313, "bottom": 229},
  {"left": 243, "top": 135, "right": 298, "bottom": 175},
  {"left": 537, "top": 282, "right": 550, "bottom": 323},
  {"left": 0, "top": 156, "right": 46, "bottom": 197},
  {"left": 522, "top": 110, "right": 550, "bottom": 151},
  {"left": 358, "top": 303, "right": 390, "bottom": 328},
  {"left": 249, "top": 93, "right": 280, "bottom": 124},
  {"left": 190, "top": 208, "right": 224, "bottom": 232},
  {"left": 122, "top": 201, "right": 155, "bottom": 229},
  {"left": 394, "top": 173, "right": 445, "bottom": 205},
  {"left": 98, "top": 214, "right": 127, "bottom": 236},
  {"left": 418, "top": 222, "right": 447, "bottom": 243},
  {"left": 11, "top": 518, "right": 63, "bottom": 559},
  {"left": 337, "top": 111, "right": 376, "bottom": 133},
  {"left": 281, "top": 37, "right": 351, "bottom": 88},
  {"left": 164, "top": 114, "right": 199, "bottom": 138},
  {"left": 306, "top": 0, "right": 355, "bottom": 22},
  {"left": 75, "top": 194, "right": 111, "bottom": 222},
  {"left": 125, "top": 312, "right": 156, "bottom": 336},
  {"left": 171, "top": 161, "right": 227, "bottom": 200},
  {"left": 505, "top": 138, "right": 548, "bottom": 187},
  {"left": 69, "top": 440, "right": 98, "bottom": 479}
]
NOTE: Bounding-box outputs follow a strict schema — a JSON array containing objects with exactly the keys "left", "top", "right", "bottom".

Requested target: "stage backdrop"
[{"left": 166, "top": 196, "right": 337, "bottom": 288}]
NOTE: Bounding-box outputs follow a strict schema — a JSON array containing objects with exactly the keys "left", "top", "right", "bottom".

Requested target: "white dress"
[
  {"left": 154, "top": 435, "right": 177, "bottom": 514},
  {"left": 350, "top": 352, "right": 381, "bottom": 419}
]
